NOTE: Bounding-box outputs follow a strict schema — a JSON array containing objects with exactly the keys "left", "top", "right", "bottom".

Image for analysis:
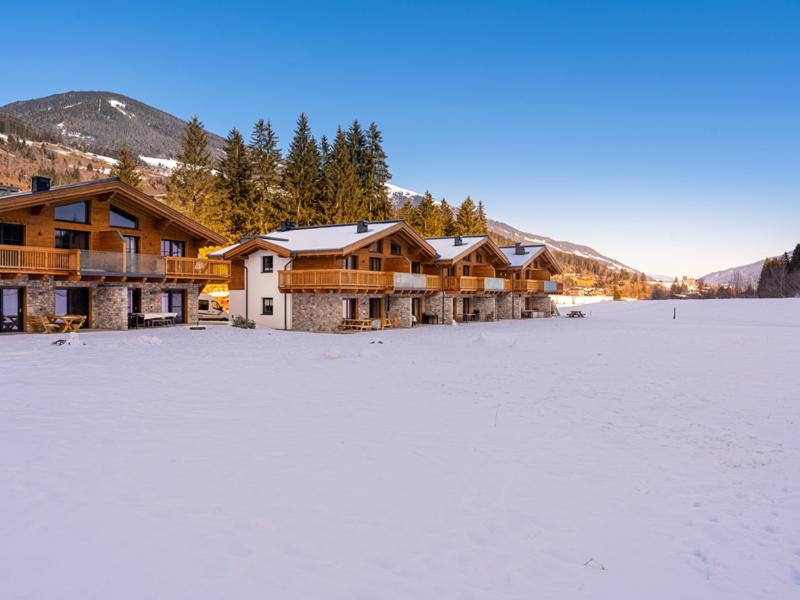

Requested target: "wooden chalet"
[
  {"left": 0, "top": 176, "right": 230, "bottom": 332},
  {"left": 498, "top": 243, "right": 564, "bottom": 317}
]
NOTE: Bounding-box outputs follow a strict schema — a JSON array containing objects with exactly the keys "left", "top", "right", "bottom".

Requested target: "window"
[
  {"left": 160, "top": 239, "right": 186, "bottom": 257},
  {"left": 0, "top": 223, "right": 24, "bottom": 246},
  {"left": 343, "top": 255, "right": 358, "bottom": 270},
  {"left": 390, "top": 241, "right": 402, "bottom": 256},
  {"left": 411, "top": 261, "right": 421, "bottom": 274},
  {"left": 447, "top": 266, "right": 456, "bottom": 276},
  {"left": 55, "top": 288, "right": 89, "bottom": 325},
  {"left": 123, "top": 235, "right": 139, "bottom": 254},
  {"left": 261, "top": 255, "right": 274, "bottom": 273},
  {"left": 369, "top": 257, "right": 382, "bottom": 272},
  {"left": 128, "top": 288, "right": 141, "bottom": 314},
  {"left": 475, "top": 252, "right": 483, "bottom": 263},
  {"left": 55, "top": 229, "right": 89, "bottom": 250},
  {"left": 161, "top": 290, "right": 185, "bottom": 322},
  {"left": 343, "top": 298, "right": 357, "bottom": 320},
  {"left": 110, "top": 206, "right": 138, "bottom": 229},
  {"left": 463, "top": 265, "right": 471, "bottom": 276},
  {"left": 369, "top": 298, "right": 382, "bottom": 319},
  {"left": 55, "top": 201, "right": 88, "bottom": 223},
  {"left": 261, "top": 297, "right": 274, "bottom": 315},
  {"left": 368, "top": 239, "right": 383, "bottom": 253}
]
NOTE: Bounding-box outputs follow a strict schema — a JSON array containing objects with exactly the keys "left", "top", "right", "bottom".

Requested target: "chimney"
[
  {"left": 278, "top": 220, "right": 295, "bottom": 232},
  {"left": 356, "top": 220, "right": 369, "bottom": 234},
  {"left": 31, "top": 176, "right": 51, "bottom": 193},
  {"left": 515, "top": 242, "right": 526, "bottom": 255},
  {"left": 454, "top": 235, "right": 463, "bottom": 246}
]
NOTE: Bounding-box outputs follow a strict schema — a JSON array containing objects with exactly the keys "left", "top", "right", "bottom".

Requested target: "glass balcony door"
[{"left": 0, "top": 288, "right": 22, "bottom": 332}]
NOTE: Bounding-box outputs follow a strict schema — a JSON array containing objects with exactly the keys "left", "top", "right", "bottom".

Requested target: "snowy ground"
[{"left": 1, "top": 299, "right": 799, "bottom": 599}]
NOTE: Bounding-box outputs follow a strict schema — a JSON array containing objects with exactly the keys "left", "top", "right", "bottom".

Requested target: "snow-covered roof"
[
  {"left": 213, "top": 220, "right": 416, "bottom": 257},
  {"left": 500, "top": 244, "right": 546, "bottom": 268},
  {"left": 425, "top": 236, "right": 488, "bottom": 261}
]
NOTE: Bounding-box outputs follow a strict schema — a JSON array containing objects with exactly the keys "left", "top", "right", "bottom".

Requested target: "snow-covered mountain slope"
[
  {"left": 700, "top": 249, "right": 796, "bottom": 286},
  {"left": 386, "top": 184, "right": 637, "bottom": 272},
  {"left": 0, "top": 91, "right": 226, "bottom": 160}
]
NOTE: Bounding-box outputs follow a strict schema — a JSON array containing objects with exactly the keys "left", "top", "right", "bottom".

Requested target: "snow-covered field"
[{"left": 1, "top": 299, "right": 798, "bottom": 599}]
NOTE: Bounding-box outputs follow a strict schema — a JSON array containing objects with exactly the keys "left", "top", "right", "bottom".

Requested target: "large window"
[
  {"left": 0, "top": 288, "right": 22, "bottom": 332},
  {"left": 462, "top": 265, "right": 471, "bottom": 276},
  {"left": 55, "top": 201, "right": 88, "bottom": 223},
  {"left": 369, "top": 257, "right": 382, "bottom": 272},
  {"left": 261, "top": 255, "right": 274, "bottom": 273},
  {"left": 342, "top": 298, "right": 357, "bottom": 320},
  {"left": 368, "top": 239, "right": 383, "bottom": 253},
  {"left": 110, "top": 206, "right": 138, "bottom": 229},
  {"left": 55, "top": 288, "right": 89, "bottom": 326},
  {"left": 390, "top": 241, "right": 402, "bottom": 256},
  {"left": 55, "top": 229, "right": 89, "bottom": 250},
  {"left": 161, "top": 290, "right": 185, "bottom": 322},
  {"left": 123, "top": 235, "right": 139, "bottom": 254},
  {"left": 160, "top": 239, "right": 186, "bottom": 257},
  {"left": 261, "top": 297, "right": 274, "bottom": 315},
  {"left": 0, "top": 223, "right": 24, "bottom": 246}
]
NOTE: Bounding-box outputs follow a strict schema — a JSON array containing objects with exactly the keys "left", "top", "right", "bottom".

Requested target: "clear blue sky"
[{"left": 3, "top": 0, "right": 798, "bottom": 276}]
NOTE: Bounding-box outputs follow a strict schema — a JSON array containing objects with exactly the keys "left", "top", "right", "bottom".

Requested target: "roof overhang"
[
  {"left": 436, "top": 236, "right": 510, "bottom": 267},
  {"left": 294, "top": 221, "right": 439, "bottom": 258},
  {"left": 503, "top": 245, "right": 563, "bottom": 274},
  {"left": 222, "top": 237, "right": 292, "bottom": 260}
]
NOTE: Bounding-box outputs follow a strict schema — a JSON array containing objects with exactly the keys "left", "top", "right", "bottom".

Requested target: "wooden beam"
[
  {"left": 0, "top": 272, "right": 21, "bottom": 279},
  {"left": 29, "top": 204, "right": 46, "bottom": 215}
]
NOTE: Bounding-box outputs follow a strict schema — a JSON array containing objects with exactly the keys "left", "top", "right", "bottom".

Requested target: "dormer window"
[
  {"left": 110, "top": 206, "right": 138, "bottom": 229},
  {"left": 55, "top": 201, "right": 88, "bottom": 224}
]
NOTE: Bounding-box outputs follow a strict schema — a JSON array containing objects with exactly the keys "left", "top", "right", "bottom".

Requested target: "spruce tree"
[
  {"left": 283, "top": 113, "right": 321, "bottom": 225},
  {"left": 789, "top": 243, "right": 800, "bottom": 273},
  {"left": 439, "top": 199, "right": 457, "bottom": 236},
  {"left": 321, "top": 128, "right": 362, "bottom": 223},
  {"left": 168, "top": 116, "right": 217, "bottom": 228},
  {"left": 249, "top": 119, "right": 285, "bottom": 232},
  {"left": 476, "top": 200, "right": 488, "bottom": 234},
  {"left": 416, "top": 191, "right": 441, "bottom": 237},
  {"left": 111, "top": 146, "right": 142, "bottom": 189},
  {"left": 218, "top": 128, "right": 257, "bottom": 239},
  {"left": 397, "top": 200, "right": 417, "bottom": 227},
  {"left": 455, "top": 196, "right": 478, "bottom": 235},
  {"left": 363, "top": 122, "right": 393, "bottom": 220}
]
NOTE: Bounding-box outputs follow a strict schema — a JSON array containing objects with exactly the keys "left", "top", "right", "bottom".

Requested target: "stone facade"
[
  {"left": 473, "top": 296, "right": 498, "bottom": 321},
  {"left": 0, "top": 276, "right": 201, "bottom": 331},
  {"left": 292, "top": 293, "right": 348, "bottom": 332},
  {"left": 387, "top": 296, "right": 412, "bottom": 328},
  {"left": 526, "top": 295, "right": 554, "bottom": 315}
]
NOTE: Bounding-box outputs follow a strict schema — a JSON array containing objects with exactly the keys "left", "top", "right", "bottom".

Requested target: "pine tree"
[
  {"left": 346, "top": 120, "right": 368, "bottom": 187},
  {"left": 476, "top": 201, "right": 488, "bottom": 234},
  {"left": 438, "top": 199, "right": 456, "bottom": 236},
  {"left": 397, "top": 200, "right": 417, "bottom": 226},
  {"left": 111, "top": 146, "right": 141, "bottom": 189},
  {"left": 249, "top": 119, "right": 285, "bottom": 232},
  {"left": 362, "top": 122, "right": 393, "bottom": 220},
  {"left": 455, "top": 196, "right": 478, "bottom": 235},
  {"left": 416, "top": 191, "right": 441, "bottom": 236},
  {"left": 789, "top": 243, "right": 800, "bottom": 273},
  {"left": 218, "top": 128, "right": 257, "bottom": 239},
  {"left": 321, "top": 128, "right": 361, "bottom": 223},
  {"left": 283, "top": 113, "right": 321, "bottom": 225},
  {"left": 168, "top": 116, "right": 218, "bottom": 228}
]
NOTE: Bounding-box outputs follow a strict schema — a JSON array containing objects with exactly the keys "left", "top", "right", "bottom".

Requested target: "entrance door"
[
  {"left": 55, "top": 288, "right": 89, "bottom": 327},
  {"left": 342, "top": 298, "right": 357, "bottom": 320},
  {"left": 162, "top": 290, "right": 185, "bottom": 323},
  {"left": 368, "top": 297, "right": 383, "bottom": 319},
  {"left": 128, "top": 288, "right": 142, "bottom": 314},
  {"left": 0, "top": 288, "right": 22, "bottom": 332},
  {"left": 411, "top": 297, "right": 422, "bottom": 323}
]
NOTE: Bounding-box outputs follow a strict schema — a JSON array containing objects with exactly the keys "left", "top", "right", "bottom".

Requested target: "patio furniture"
[
  {"left": 30, "top": 315, "right": 59, "bottom": 334},
  {"left": 566, "top": 310, "right": 586, "bottom": 318},
  {"left": 57, "top": 315, "right": 86, "bottom": 333}
]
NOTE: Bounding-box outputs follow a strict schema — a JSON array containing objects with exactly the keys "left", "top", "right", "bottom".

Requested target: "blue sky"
[{"left": 3, "top": 0, "right": 798, "bottom": 276}]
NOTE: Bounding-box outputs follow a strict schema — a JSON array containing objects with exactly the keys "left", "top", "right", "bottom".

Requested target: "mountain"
[
  {"left": 0, "top": 91, "right": 226, "bottom": 160},
  {"left": 386, "top": 184, "right": 637, "bottom": 273},
  {"left": 700, "top": 254, "right": 790, "bottom": 286}
]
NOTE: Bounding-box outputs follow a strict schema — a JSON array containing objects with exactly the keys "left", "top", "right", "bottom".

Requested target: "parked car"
[{"left": 198, "top": 294, "right": 230, "bottom": 321}]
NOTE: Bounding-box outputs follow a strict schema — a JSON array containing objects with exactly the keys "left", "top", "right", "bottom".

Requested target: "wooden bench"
[
  {"left": 30, "top": 315, "right": 59, "bottom": 334},
  {"left": 566, "top": 310, "right": 586, "bottom": 318},
  {"left": 338, "top": 319, "right": 373, "bottom": 331}
]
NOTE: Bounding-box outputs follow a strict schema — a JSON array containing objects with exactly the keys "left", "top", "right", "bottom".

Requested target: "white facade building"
[{"left": 227, "top": 250, "right": 293, "bottom": 329}]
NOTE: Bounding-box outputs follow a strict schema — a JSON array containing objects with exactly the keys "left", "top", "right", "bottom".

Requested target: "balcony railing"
[
  {"left": 512, "top": 279, "right": 563, "bottom": 293},
  {"left": 0, "top": 244, "right": 79, "bottom": 275},
  {"left": 444, "top": 276, "right": 511, "bottom": 293},
  {"left": 483, "top": 277, "right": 508, "bottom": 292},
  {"left": 279, "top": 269, "right": 442, "bottom": 293},
  {"left": 0, "top": 245, "right": 229, "bottom": 281}
]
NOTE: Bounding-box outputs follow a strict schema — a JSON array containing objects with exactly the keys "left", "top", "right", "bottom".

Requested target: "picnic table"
[
  {"left": 338, "top": 318, "right": 373, "bottom": 331},
  {"left": 58, "top": 315, "right": 86, "bottom": 332},
  {"left": 30, "top": 314, "right": 86, "bottom": 333},
  {"left": 129, "top": 312, "right": 178, "bottom": 328},
  {"left": 566, "top": 310, "right": 586, "bottom": 318}
]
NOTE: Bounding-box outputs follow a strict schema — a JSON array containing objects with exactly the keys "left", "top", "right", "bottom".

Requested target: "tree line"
[{"left": 756, "top": 245, "right": 800, "bottom": 297}]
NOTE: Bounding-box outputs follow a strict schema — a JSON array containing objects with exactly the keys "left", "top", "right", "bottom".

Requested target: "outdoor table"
[{"left": 57, "top": 315, "right": 86, "bottom": 333}]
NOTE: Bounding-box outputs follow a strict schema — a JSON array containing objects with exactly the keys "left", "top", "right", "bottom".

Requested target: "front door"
[
  {"left": 343, "top": 298, "right": 357, "bottom": 320},
  {"left": 162, "top": 290, "right": 186, "bottom": 323},
  {"left": 0, "top": 288, "right": 23, "bottom": 332},
  {"left": 368, "top": 297, "right": 382, "bottom": 319},
  {"left": 411, "top": 297, "right": 422, "bottom": 323}
]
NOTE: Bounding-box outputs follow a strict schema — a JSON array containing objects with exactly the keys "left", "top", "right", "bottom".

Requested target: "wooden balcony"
[
  {"left": 0, "top": 245, "right": 230, "bottom": 283},
  {"left": 512, "top": 279, "right": 563, "bottom": 294},
  {"left": 164, "top": 256, "right": 231, "bottom": 282},
  {"left": 0, "top": 245, "right": 79, "bottom": 277},
  {"left": 444, "top": 276, "right": 511, "bottom": 294},
  {"left": 279, "top": 269, "right": 442, "bottom": 293}
]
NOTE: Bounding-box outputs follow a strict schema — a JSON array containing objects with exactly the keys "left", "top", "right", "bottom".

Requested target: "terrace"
[{"left": 278, "top": 269, "right": 442, "bottom": 294}]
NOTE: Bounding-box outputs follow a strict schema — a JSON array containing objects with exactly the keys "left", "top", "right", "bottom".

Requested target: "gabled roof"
[
  {"left": 213, "top": 220, "right": 438, "bottom": 260},
  {"left": 425, "top": 235, "right": 510, "bottom": 266},
  {"left": 499, "top": 244, "right": 563, "bottom": 274},
  {"left": 0, "top": 177, "right": 226, "bottom": 245}
]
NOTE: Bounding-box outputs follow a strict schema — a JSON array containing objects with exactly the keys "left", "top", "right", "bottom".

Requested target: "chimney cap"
[
  {"left": 515, "top": 242, "right": 527, "bottom": 255},
  {"left": 356, "top": 220, "right": 369, "bottom": 234},
  {"left": 31, "top": 176, "right": 51, "bottom": 193}
]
